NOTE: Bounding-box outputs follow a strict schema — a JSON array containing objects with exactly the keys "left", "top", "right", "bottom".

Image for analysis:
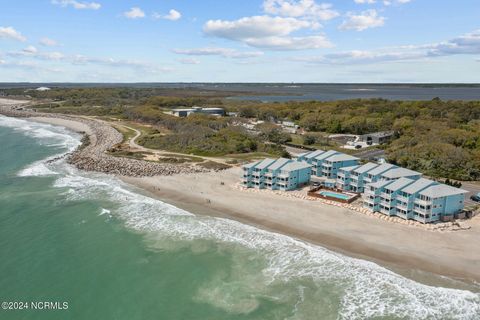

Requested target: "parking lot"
[{"left": 460, "top": 181, "right": 480, "bottom": 208}]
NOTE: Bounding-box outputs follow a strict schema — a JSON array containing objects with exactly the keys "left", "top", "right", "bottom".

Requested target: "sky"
[{"left": 0, "top": 0, "right": 479, "bottom": 83}]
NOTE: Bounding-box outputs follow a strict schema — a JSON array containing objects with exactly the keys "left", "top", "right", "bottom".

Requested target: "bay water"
[{"left": 0, "top": 116, "right": 479, "bottom": 320}]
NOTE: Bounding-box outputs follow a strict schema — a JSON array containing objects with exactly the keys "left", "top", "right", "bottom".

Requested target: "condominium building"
[
  {"left": 320, "top": 153, "right": 360, "bottom": 178},
  {"left": 395, "top": 178, "right": 438, "bottom": 220},
  {"left": 242, "top": 158, "right": 276, "bottom": 188},
  {"left": 413, "top": 184, "right": 467, "bottom": 223},
  {"left": 336, "top": 165, "right": 360, "bottom": 191},
  {"left": 275, "top": 161, "right": 312, "bottom": 191},
  {"left": 264, "top": 158, "right": 291, "bottom": 190},
  {"left": 379, "top": 167, "right": 422, "bottom": 181},
  {"left": 243, "top": 148, "right": 467, "bottom": 223},
  {"left": 337, "top": 163, "right": 422, "bottom": 193},
  {"left": 309, "top": 150, "right": 338, "bottom": 176},
  {"left": 339, "top": 162, "right": 379, "bottom": 192},
  {"left": 297, "top": 149, "right": 325, "bottom": 163},
  {"left": 362, "top": 163, "right": 397, "bottom": 185},
  {"left": 298, "top": 150, "right": 360, "bottom": 178},
  {"left": 241, "top": 158, "right": 312, "bottom": 191},
  {"left": 363, "top": 177, "right": 468, "bottom": 223}
]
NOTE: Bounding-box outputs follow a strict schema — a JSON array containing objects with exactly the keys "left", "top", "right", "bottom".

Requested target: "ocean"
[{"left": 0, "top": 115, "right": 479, "bottom": 320}]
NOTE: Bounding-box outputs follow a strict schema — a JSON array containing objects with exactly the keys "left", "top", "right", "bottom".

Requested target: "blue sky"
[{"left": 0, "top": 0, "right": 479, "bottom": 82}]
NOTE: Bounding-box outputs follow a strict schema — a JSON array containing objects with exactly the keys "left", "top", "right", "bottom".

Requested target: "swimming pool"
[{"left": 319, "top": 191, "right": 351, "bottom": 201}]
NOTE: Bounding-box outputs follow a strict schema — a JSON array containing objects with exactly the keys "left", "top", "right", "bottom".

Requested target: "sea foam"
[
  {"left": 51, "top": 166, "right": 480, "bottom": 319},
  {"left": 4, "top": 115, "right": 480, "bottom": 319},
  {"left": 0, "top": 116, "right": 80, "bottom": 177}
]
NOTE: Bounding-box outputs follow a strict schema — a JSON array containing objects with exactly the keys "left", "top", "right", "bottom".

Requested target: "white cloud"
[
  {"left": 173, "top": 47, "right": 264, "bottom": 59},
  {"left": 339, "top": 10, "right": 385, "bottom": 31},
  {"left": 5, "top": 45, "right": 168, "bottom": 72},
  {"left": 263, "top": 0, "right": 339, "bottom": 21},
  {"left": 427, "top": 29, "right": 480, "bottom": 56},
  {"left": 178, "top": 58, "right": 200, "bottom": 65},
  {"left": 71, "top": 55, "right": 172, "bottom": 73},
  {"left": 0, "top": 26, "right": 27, "bottom": 41},
  {"left": 124, "top": 7, "right": 145, "bottom": 19},
  {"left": 51, "top": 0, "right": 101, "bottom": 10},
  {"left": 203, "top": 15, "right": 331, "bottom": 50},
  {"left": 354, "top": 0, "right": 376, "bottom": 4},
  {"left": 204, "top": 16, "right": 312, "bottom": 39},
  {"left": 293, "top": 29, "right": 480, "bottom": 65},
  {"left": 39, "top": 38, "right": 58, "bottom": 46},
  {"left": 23, "top": 46, "right": 38, "bottom": 54},
  {"left": 383, "top": 0, "right": 411, "bottom": 5},
  {"left": 164, "top": 9, "right": 182, "bottom": 21},
  {"left": 244, "top": 35, "right": 332, "bottom": 50},
  {"left": 8, "top": 47, "right": 65, "bottom": 60}
]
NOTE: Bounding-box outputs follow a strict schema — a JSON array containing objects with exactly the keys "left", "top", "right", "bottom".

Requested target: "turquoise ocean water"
[{"left": 0, "top": 115, "right": 479, "bottom": 320}]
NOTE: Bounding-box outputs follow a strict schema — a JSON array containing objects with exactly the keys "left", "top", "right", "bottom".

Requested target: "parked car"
[{"left": 471, "top": 192, "right": 480, "bottom": 202}]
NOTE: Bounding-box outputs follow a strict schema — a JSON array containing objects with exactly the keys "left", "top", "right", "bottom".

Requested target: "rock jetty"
[{"left": 0, "top": 104, "right": 210, "bottom": 177}]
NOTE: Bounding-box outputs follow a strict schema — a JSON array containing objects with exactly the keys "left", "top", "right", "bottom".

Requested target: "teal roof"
[
  {"left": 381, "top": 167, "right": 421, "bottom": 179},
  {"left": 314, "top": 150, "right": 338, "bottom": 161},
  {"left": 304, "top": 149, "right": 325, "bottom": 159},
  {"left": 255, "top": 158, "right": 276, "bottom": 170},
  {"left": 339, "top": 165, "right": 360, "bottom": 172},
  {"left": 366, "top": 163, "right": 396, "bottom": 176},
  {"left": 325, "top": 153, "right": 359, "bottom": 162},
  {"left": 367, "top": 179, "right": 393, "bottom": 189},
  {"left": 353, "top": 162, "right": 378, "bottom": 174},
  {"left": 419, "top": 184, "right": 468, "bottom": 198},
  {"left": 400, "top": 178, "right": 437, "bottom": 194},
  {"left": 384, "top": 177, "right": 415, "bottom": 191},
  {"left": 267, "top": 158, "right": 291, "bottom": 171},
  {"left": 242, "top": 161, "right": 259, "bottom": 169},
  {"left": 281, "top": 161, "right": 312, "bottom": 172}
]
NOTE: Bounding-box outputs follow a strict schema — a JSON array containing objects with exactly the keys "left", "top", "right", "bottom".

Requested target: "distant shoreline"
[{"left": 2, "top": 98, "right": 480, "bottom": 289}]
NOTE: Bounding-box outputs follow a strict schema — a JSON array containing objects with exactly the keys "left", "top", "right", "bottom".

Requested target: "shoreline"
[
  {"left": 120, "top": 172, "right": 480, "bottom": 288},
  {"left": 1, "top": 100, "right": 480, "bottom": 288}
]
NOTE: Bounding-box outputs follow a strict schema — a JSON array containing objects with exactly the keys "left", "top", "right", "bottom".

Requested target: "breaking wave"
[{"left": 4, "top": 116, "right": 480, "bottom": 319}]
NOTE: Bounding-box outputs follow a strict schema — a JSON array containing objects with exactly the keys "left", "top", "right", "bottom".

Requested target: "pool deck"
[{"left": 308, "top": 187, "right": 359, "bottom": 204}]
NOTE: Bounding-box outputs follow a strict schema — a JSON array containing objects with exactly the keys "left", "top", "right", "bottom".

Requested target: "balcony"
[
  {"left": 363, "top": 176, "right": 373, "bottom": 183},
  {"left": 380, "top": 207, "right": 394, "bottom": 216},
  {"left": 396, "top": 210, "right": 408, "bottom": 220},
  {"left": 380, "top": 192, "right": 393, "bottom": 199},
  {"left": 414, "top": 207, "right": 431, "bottom": 215},
  {"left": 396, "top": 195, "right": 409, "bottom": 203},
  {"left": 379, "top": 199, "right": 391, "bottom": 207},
  {"left": 396, "top": 202, "right": 408, "bottom": 210},
  {"left": 363, "top": 189, "right": 376, "bottom": 197},
  {"left": 414, "top": 198, "right": 432, "bottom": 207}
]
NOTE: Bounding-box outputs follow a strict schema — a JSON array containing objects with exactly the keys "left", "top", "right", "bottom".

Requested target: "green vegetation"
[
  {"left": 197, "top": 161, "right": 231, "bottom": 171},
  {"left": 4, "top": 86, "right": 479, "bottom": 180},
  {"left": 235, "top": 98, "right": 480, "bottom": 180},
  {"left": 118, "top": 106, "right": 284, "bottom": 157}
]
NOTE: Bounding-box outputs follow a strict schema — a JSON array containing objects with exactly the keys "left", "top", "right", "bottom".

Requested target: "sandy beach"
[
  {"left": 1, "top": 99, "right": 479, "bottom": 286},
  {"left": 121, "top": 169, "right": 480, "bottom": 284}
]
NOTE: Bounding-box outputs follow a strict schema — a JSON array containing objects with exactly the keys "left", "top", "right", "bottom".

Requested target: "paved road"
[
  {"left": 285, "top": 145, "right": 310, "bottom": 156},
  {"left": 460, "top": 180, "right": 480, "bottom": 208},
  {"left": 353, "top": 148, "right": 385, "bottom": 160}
]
